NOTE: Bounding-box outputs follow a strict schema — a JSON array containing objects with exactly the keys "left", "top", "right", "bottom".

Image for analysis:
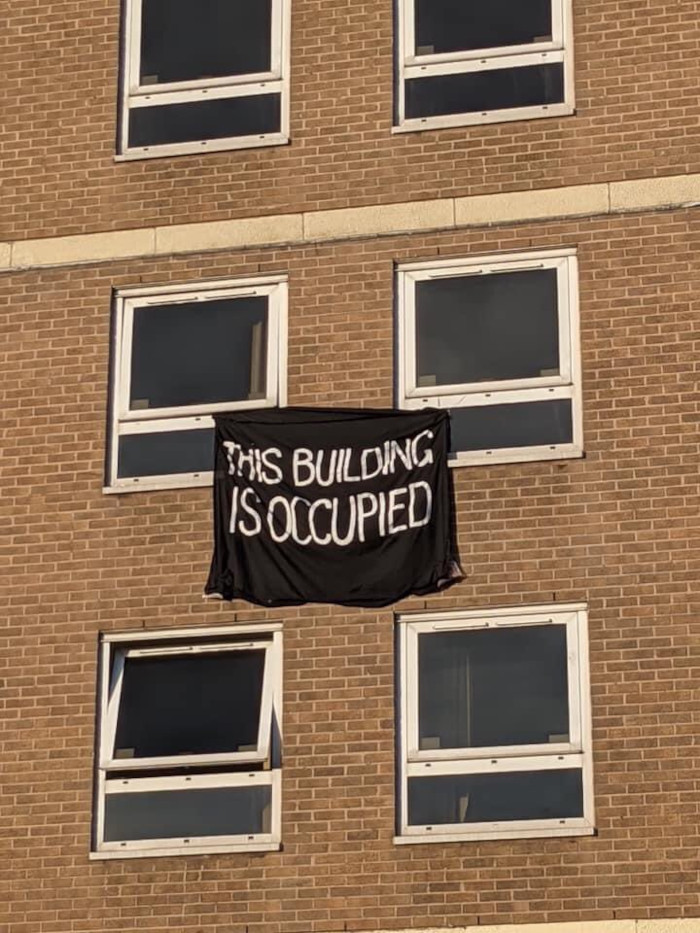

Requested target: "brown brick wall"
[
  {"left": 1, "top": 208, "right": 699, "bottom": 931},
  {"left": 3, "top": 0, "right": 700, "bottom": 240}
]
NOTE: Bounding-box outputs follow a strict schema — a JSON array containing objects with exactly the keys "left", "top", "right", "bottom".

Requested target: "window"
[
  {"left": 395, "top": 0, "right": 574, "bottom": 131},
  {"left": 118, "top": 0, "right": 290, "bottom": 158},
  {"left": 397, "top": 249, "right": 582, "bottom": 466},
  {"left": 107, "top": 276, "right": 287, "bottom": 492},
  {"left": 93, "top": 624, "right": 282, "bottom": 859},
  {"left": 396, "top": 604, "right": 593, "bottom": 843}
]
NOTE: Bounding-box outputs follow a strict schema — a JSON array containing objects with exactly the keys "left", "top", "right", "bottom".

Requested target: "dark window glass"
[
  {"left": 408, "top": 768, "right": 583, "bottom": 825},
  {"left": 113, "top": 649, "right": 266, "bottom": 758},
  {"left": 405, "top": 63, "right": 564, "bottom": 119},
  {"left": 140, "top": 0, "right": 272, "bottom": 85},
  {"left": 415, "top": 0, "right": 552, "bottom": 56},
  {"left": 129, "top": 93, "right": 281, "bottom": 147},
  {"left": 449, "top": 399, "right": 573, "bottom": 452},
  {"left": 416, "top": 269, "right": 559, "bottom": 386},
  {"left": 117, "top": 427, "right": 215, "bottom": 478},
  {"left": 418, "top": 625, "right": 569, "bottom": 750},
  {"left": 104, "top": 783, "right": 271, "bottom": 841},
  {"left": 130, "top": 297, "right": 268, "bottom": 410}
]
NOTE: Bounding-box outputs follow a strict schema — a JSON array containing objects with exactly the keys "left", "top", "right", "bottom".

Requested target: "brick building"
[{"left": 2, "top": 1, "right": 700, "bottom": 932}]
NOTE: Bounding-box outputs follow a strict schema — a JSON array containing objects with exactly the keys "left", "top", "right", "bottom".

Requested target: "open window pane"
[
  {"left": 104, "top": 783, "right": 271, "bottom": 841},
  {"left": 405, "top": 62, "right": 564, "bottom": 120},
  {"left": 129, "top": 94, "right": 281, "bottom": 148},
  {"left": 140, "top": 0, "right": 273, "bottom": 85},
  {"left": 414, "top": 0, "right": 553, "bottom": 56},
  {"left": 113, "top": 649, "right": 266, "bottom": 759},
  {"left": 96, "top": 628, "right": 282, "bottom": 856},
  {"left": 117, "top": 427, "right": 215, "bottom": 479},
  {"left": 130, "top": 297, "right": 268, "bottom": 411},
  {"left": 418, "top": 624, "right": 569, "bottom": 750},
  {"left": 407, "top": 768, "right": 583, "bottom": 825},
  {"left": 415, "top": 269, "right": 559, "bottom": 387},
  {"left": 449, "top": 399, "right": 573, "bottom": 452}
]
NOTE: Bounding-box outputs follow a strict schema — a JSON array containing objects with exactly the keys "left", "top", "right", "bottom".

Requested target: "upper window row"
[
  {"left": 118, "top": 0, "right": 574, "bottom": 158},
  {"left": 106, "top": 250, "right": 582, "bottom": 491}
]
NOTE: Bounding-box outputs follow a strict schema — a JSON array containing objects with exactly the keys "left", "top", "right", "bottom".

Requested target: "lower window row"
[{"left": 93, "top": 603, "right": 594, "bottom": 858}]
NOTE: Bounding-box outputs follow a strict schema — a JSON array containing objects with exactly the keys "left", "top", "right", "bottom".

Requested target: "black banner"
[{"left": 205, "top": 408, "right": 463, "bottom": 607}]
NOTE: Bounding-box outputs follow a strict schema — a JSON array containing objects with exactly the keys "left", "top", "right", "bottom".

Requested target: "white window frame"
[
  {"left": 106, "top": 276, "right": 288, "bottom": 493},
  {"left": 396, "top": 603, "right": 594, "bottom": 844},
  {"left": 92, "top": 623, "right": 283, "bottom": 860},
  {"left": 117, "top": 0, "right": 291, "bottom": 159},
  {"left": 397, "top": 248, "right": 582, "bottom": 467},
  {"left": 394, "top": 0, "right": 574, "bottom": 132}
]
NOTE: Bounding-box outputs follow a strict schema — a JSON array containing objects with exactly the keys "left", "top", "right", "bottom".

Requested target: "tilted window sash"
[
  {"left": 94, "top": 627, "right": 283, "bottom": 857},
  {"left": 99, "top": 640, "right": 275, "bottom": 772}
]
